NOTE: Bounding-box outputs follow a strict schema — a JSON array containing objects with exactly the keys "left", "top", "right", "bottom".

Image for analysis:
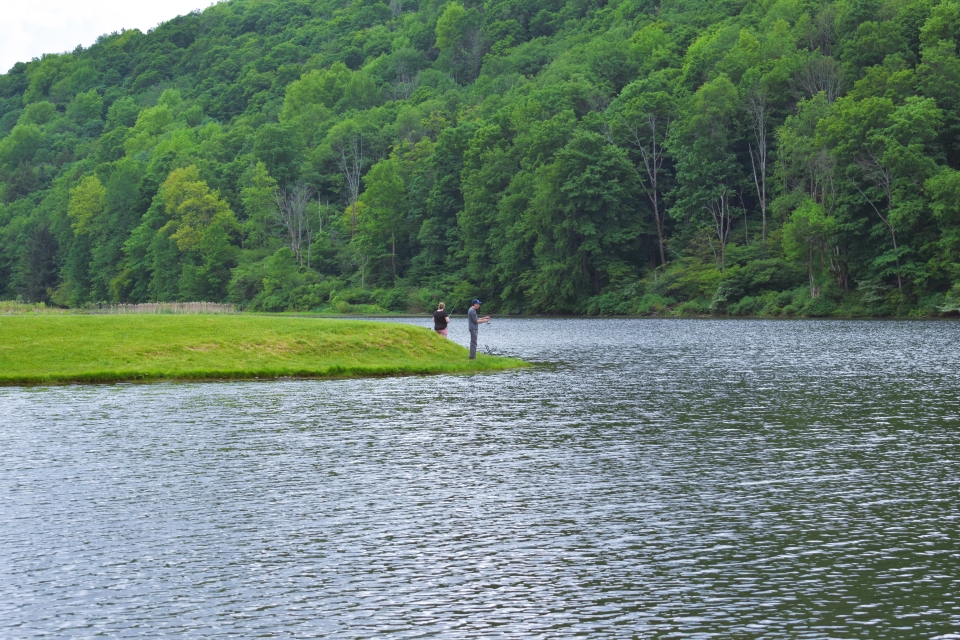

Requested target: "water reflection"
[{"left": 2, "top": 319, "right": 959, "bottom": 637}]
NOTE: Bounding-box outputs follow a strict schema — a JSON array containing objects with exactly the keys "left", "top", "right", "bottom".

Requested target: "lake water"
[{"left": 2, "top": 318, "right": 960, "bottom": 638}]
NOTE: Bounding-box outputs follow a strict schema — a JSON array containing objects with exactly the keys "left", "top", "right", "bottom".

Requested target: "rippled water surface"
[{"left": 3, "top": 318, "right": 960, "bottom": 638}]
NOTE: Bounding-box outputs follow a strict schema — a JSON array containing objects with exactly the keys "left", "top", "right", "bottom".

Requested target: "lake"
[{"left": 2, "top": 318, "right": 959, "bottom": 637}]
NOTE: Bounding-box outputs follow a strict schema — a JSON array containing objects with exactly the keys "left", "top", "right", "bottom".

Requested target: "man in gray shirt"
[{"left": 467, "top": 298, "right": 490, "bottom": 359}]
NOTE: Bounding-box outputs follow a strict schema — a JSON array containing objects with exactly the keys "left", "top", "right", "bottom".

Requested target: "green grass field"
[{"left": 0, "top": 315, "right": 525, "bottom": 385}]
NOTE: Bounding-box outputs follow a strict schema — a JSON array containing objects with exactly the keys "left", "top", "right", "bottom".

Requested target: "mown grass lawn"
[{"left": 0, "top": 315, "right": 525, "bottom": 385}]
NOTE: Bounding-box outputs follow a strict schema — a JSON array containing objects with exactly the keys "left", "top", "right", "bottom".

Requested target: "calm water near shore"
[{"left": 2, "top": 318, "right": 959, "bottom": 637}]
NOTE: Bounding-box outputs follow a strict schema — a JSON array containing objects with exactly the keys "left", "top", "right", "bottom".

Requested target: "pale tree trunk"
[
  {"left": 746, "top": 89, "right": 769, "bottom": 244},
  {"left": 334, "top": 132, "right": 364, "bottom": 236},
  {"left": 854, "top": 154, "right": 902, "bottom": 293},
  {"left": 392, "top": 59, "right": 418, "bottom": 101},
  {"left": 823, "top": 158, "right": 837, "bottom": 214},
  {"left": 610, "top": 112, "right": 669, "bottom": 266},
  {"left": 274, "top": 183, "right": 314, "bottom": 267},
  {"left": 466, "top": 29, "right": 487, "bottom": 81},
  {"left": 828, "top": 245, "right": 849, "bottom": 290},
  {"left": 317, "top": 192, "right": 326, "bottom": 233},
  {"left": 797, "top": 55, "right": 844, "bottom": 102},
  {"left": 806, "top": 148, "right": 838, "bottom": 215},
  {"left": 808, "top": 246, "right": 819, "bottom": 298},
  {"left": 706, "top": 189, "right": 733, "bottom": 271},
  {"left": 360, "top": 253, "right": 367, "bottom": 291},
  {"left": 391, "top": 229, "right": 397, "bottom": 278}
]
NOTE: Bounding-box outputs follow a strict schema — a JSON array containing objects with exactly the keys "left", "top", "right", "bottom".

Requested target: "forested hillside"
[{"left": 3, "top": 0, "right": 960, "bottom": 315}]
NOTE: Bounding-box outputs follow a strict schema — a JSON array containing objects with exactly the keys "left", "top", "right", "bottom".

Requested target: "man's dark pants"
[{"left": 469, "top": 329, "right": 478, "bottom": 359}]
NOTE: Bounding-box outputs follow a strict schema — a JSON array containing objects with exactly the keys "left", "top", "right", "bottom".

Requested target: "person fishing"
[
  {"left": 433, "top": 302, "right": 450, "bottom": 337},
  {"left": 467, "top": 298, "right": 490, "bottom": 359}
]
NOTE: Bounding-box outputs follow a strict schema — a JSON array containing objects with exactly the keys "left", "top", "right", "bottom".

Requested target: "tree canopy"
[{"left": 3, "top": 0, "right": 960, "bottom": 316}]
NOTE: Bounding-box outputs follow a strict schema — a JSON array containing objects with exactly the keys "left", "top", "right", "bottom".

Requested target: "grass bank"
[{"left": 0, "top": 315, "right": 525, "bottom": 385}]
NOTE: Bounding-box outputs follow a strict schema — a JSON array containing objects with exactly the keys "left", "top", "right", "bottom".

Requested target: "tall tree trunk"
[
  {"left": 707, "top": 189, "right": 732, "bottom": 272},
  {"left": 391, "top": 229, "right": 397, "bottom": 278},
  {"left": 891, "top": 229, "right": 903, "bottom": 293},
  {"left": 616, "top": 112, "right": 669, "bottom": 266},
  {"left": 746, "top": 89, "right": 769, "bottom": 244},
  {"left": 334, "top": 133, "right": 364, "bottom": 237},
  {"left": 853, "top": 171, "right": 902, "bottom": 294},
  {"left": 274, "top": 183, "right": 314, "bottom": 267},
  {"left": 748, "top": 142, "right": 767, "bottom": 244}
]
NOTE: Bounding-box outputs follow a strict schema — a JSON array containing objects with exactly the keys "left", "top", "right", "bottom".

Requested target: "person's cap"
[{"left": 471, "top": 299, "right": 481, "bottom": 305}]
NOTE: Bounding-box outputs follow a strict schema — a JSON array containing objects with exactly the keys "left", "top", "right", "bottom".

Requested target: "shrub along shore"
[{"left": 0, "top": 315, "right": 525, "bottom": 385}]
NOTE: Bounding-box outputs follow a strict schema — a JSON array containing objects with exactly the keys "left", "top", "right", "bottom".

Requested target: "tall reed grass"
[
  {"left": 0, "top": 301, "right": 237, "bottom": 315},
  {"left": 0, "top": 302, "right": 71, "bottom": 315},
  {"left": 88, "top": 302, "right": 238, "bottom": 315}
]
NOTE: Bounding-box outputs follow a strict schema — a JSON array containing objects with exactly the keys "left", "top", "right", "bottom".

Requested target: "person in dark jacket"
[{"left": 466, "top": 299, "right": 490, "bottom": 359}]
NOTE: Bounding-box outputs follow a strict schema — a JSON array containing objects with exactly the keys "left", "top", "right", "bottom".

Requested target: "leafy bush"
[
  {"left": 803, "top": 295, "right": 839, "bottom": 317},
  {"left": 675, "top": 299, "right": 710, "bottom": 316},
  {"left": 374, "top": 285, "right": 411, "bottom": 312},
  {"left": 937, "top": 285, "right": 960, "bottom": 315},
  {"left": 634, "top": 294, "right": 674, "bottom": 315},
  {"left": 727, "top": 294, "right": 765, "bottom": 316}
]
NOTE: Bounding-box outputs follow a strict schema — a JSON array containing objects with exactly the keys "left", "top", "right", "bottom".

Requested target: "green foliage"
[
  {"left": 782, "top": 199, "right": 838, "bottom": 296},
  {"left": 527, "top": 130, "right": 641, "bottom": 310},
  {"left": 158, "top": 165, "right": 238, "bottom": 252},
  {"left": 239, "top": 162, "right": 279, "bottom": 249},
  {"left": 2, "top": 0, "right": 960, "bottom": 316}
]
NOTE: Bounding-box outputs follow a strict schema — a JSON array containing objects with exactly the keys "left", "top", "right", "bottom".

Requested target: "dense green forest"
[{"left": 3, "top": 0, "right": 960, "bottom": 315}]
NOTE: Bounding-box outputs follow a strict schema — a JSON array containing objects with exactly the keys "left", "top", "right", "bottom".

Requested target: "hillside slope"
[{"left": 2, "top": 0, "right": 960, "bottom": 316}]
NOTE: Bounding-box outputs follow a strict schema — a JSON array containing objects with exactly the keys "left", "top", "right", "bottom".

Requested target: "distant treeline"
[{"left": 3, "top": 0, "right": 960, "bottom": 316}]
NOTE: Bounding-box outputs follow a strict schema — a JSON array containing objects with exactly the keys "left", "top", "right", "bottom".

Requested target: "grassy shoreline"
[
  {"left": 3, "top": 301, "right": 957, "bottom": 320},
  {"left": 0, "top": 315, "right": 526, "bottom": 386}
]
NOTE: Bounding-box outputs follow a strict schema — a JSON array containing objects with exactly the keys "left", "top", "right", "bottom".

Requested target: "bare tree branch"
[
  {"left": 745, "top": 86, "right": 769, "bottom": 243},
  {"left": 794, "top": 56, "right": 845, "bottom": 103},
  {"left": 850, "top": 154, "right": 902, "bottom": 293},
  {"left": 705, "top": 187, "right": 733, "bottom": 271},
  {"left": 616, "top": 110, "right": 670, "bottom": 265},
  {"left": 333, "top": 131, "right": 365, "bottom": 235},
  {"left": 274, "top": 183, "right": 314, "bottom": 267}
]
